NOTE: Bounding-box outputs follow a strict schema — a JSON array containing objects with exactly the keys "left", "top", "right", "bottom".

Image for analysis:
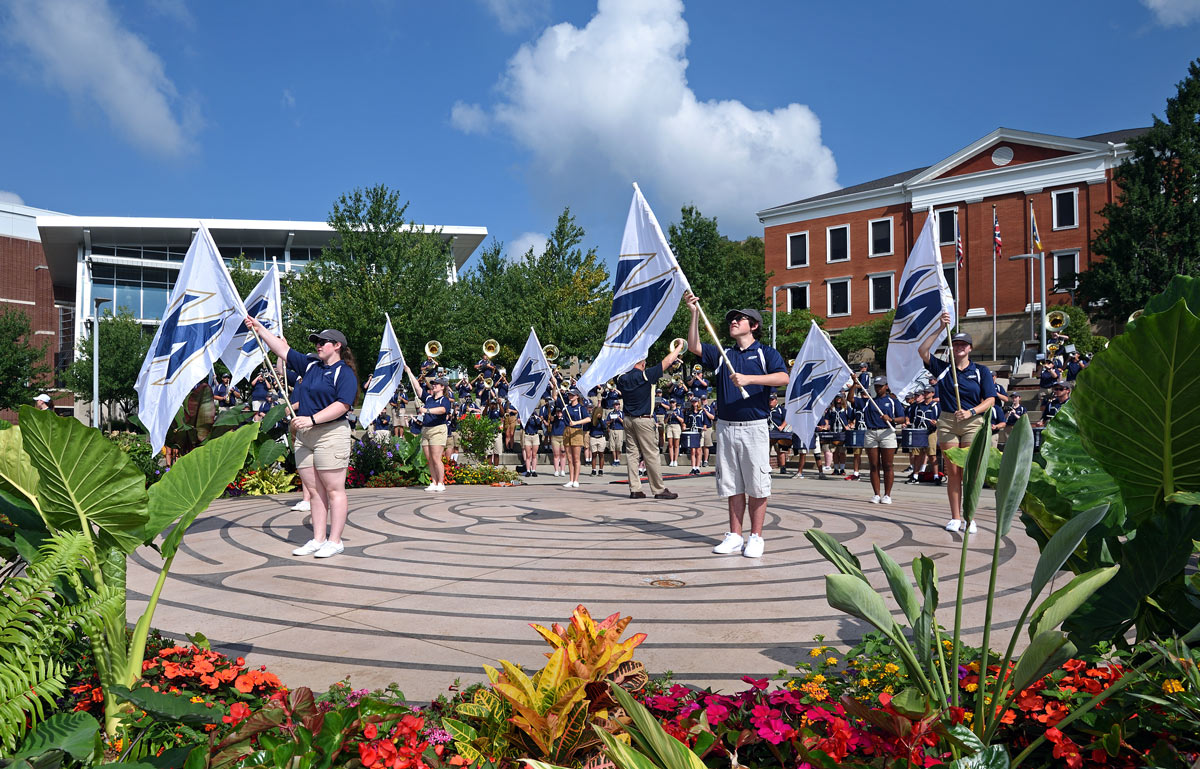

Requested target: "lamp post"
[
  {"left": 92, "top": 297, "right": 111, "bottom": 428},
  {"left": 1008, "top": 252, "right": 1046, "bottom": 355},
  {"left": 770, "top": 282, "right": 804, "bottom": 349}
]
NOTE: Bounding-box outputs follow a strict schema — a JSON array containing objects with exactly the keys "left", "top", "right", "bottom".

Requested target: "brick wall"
[{"left": 0, "top": 234, "right": 60, "bottom": 421}]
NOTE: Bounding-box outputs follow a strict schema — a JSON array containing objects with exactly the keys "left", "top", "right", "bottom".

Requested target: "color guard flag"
[
  {"left": 1031, "top": 206, "right": 1043, "bottom": 252},
  {"left": 993, "top": 208, "right": 1003, "bottom": 260},
  {"left": 574, "top": 183, "right": 688, "bottom": 397},
  {"left": 136, "top": 224, "right": 248, "bottom": 453},
  {"left": 221, "top": 265, "right": 282, "bottom": 387},
  {"left": 886, "top": 209, "right": 956, "bottom": 398},
  {"left": 358, "top": 314, "right": 406, "bottom": 430},
  {"left": 509, "top": 327, "right": 553, "bottom": 424},
  {"left": 784, "top": 320, "right": 853, "bottom": 447}
]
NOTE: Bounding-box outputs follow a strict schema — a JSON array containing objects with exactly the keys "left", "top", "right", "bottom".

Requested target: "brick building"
[
  {"left": 0, "top": 201, "right": 486, "bottom": 422},
  {"left": 756, "top": 127, "right": 1147, "bottom": 355}
]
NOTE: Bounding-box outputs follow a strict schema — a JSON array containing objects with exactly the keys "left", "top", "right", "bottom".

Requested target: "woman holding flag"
[
  {"left": 245, "top": 317, "right": 358, "bottom": 559},
  {"left": 404, "top": 368, "right": 453, "bottom": 492},
  {"left": 919, "top": 312, "right": 996, "bottom": 533}
]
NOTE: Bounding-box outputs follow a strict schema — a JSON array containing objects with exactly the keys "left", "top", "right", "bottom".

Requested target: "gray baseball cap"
[
  {"left": 725, "top": 308, "right": 764, "bottom": 327},
  {"left": 951, "top": 332, "right": 973, "bottom": 345},
  {"left": 309, "top": 329, "right": 348, "bottom": 346}
]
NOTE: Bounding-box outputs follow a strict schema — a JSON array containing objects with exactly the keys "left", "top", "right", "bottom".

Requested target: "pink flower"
[
  {"left": 705, "top": 701, "right": 731, "bottom": 724},
  {"left": 645, "top": 695, "right": 679, "bottom": 711},
  {"left": 757, "top": 717, "right": 794, "bottom": 745}
]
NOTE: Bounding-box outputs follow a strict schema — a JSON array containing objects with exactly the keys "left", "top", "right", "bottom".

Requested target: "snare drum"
[
  {"left": 818, "top": 430, "right": 842, "bottom": 445},
  {"left": 844, "top": 429, "right": 866, "bottom": 449},
  {"left": 681, "top": 430, "right": 700, "bottom": 450},
  {"left": 902, "top": 427, "right": 929, "bottom": 449},
  {"left": 769, "top": 429, "right": 794, "bottom": 449}
]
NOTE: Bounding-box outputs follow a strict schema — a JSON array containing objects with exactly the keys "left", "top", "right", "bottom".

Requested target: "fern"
[{"left": 0, "top": 532, "right": 102, "bottom": 752}]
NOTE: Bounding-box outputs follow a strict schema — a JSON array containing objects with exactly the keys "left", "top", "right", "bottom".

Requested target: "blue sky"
[{"left": 1, "top": 0, "right": 1197, "bottom": 273}]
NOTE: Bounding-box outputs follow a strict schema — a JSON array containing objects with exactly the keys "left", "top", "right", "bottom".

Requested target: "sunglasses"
[
  {"left": 729, "top": 315, "right": 750, "bottom": 324},
  {"left": 315, "top": 339, "right": 336, "bottom": 347}
]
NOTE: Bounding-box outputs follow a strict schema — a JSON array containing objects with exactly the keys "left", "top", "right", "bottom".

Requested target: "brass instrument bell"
[
  {"left": 483, "top": 339, "right": 500, "bottom": 358},
  {"left": 542, "top": 344, "right": 559, "bottom": 362},
  {"left": 1045, "top": 310, "right": 1070, "bottom": 331},
  {"left": 425, "top": 340, "right": 442, "bottom": 358}
]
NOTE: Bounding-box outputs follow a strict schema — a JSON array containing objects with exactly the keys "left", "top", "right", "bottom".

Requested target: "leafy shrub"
[
  {"left": 447, "top": 462, "right": 518, "bottom": 486},
  {"left": 238, "top": 465, "right": 297, "bottom": 496},
  {"left": 453, "top": 414, "right": 501, "bottom": 463},
  {"left": 350, "top": 433, "right": 428, "bottom": 488}
]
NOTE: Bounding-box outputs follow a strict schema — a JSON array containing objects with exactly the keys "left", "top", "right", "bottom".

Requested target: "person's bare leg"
[
  {"left": 747, "top": 497, "right": 767, "bottom": 536},
  {"left": 317, "top": 467, "right": 349, "bottom": 543},
  {"left": 881, "top": 447, "right": 896, "bottom": 495},
  {"left": 298, "top": 466, "right": 327, "bottom": 541},
  {"left": 867, "top": 447, "right": 882, "bottom": 495},
  {"left": 727, "top": 495, "right": 747, "bottom": 535}
]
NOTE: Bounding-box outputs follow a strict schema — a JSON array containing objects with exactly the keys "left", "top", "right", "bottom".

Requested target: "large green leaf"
[
  {"left": 0, "top": 426, "right": 41, "bottom": 514},
  {"left": 912, "top": 555, "right": 939, "bottom": 664},
  {"left": 1010, "top": 630, "right": 1076, "bottom": 695},
  {"left": 147, "top": 424, "right": 258, "bottom": 556},
  {"left": 1028, "top": 566, "right": 1120, "bottom": 638},
  {"left": 1072, "top": 300, "right": 1200, "bottom": 525},
  {"left": 17, "top": 407, "right": 148, "bottom": 553},
  {"left": 1030, "top": 505, "right": 1108, "bottom": 599},
  {"left": 825, "top": 573, "right": 897, "bottom": 635},
  {"left": 1135, "top": 274, "right": 1200, "bottom": 323},
  {"left": 108, "top": 685, "right": 224, "bottom": 726},
  {"left": 960, "top": 428, "right": 992, "bottom": 523},
  {"left": 12, "top": 712, "right": 99, "bottom": 761},
  {"left": 994, "top": 417, "right": 1033, "bottom": 537},
  {"left": 1039, "top": 402, "right": 1127, "bottom": 529},
  {"left": 804, "top": 529, "right": 867, "bottom": 582},
  {"left": 873, "top": 545, "right": 920, "bottom": 626}
]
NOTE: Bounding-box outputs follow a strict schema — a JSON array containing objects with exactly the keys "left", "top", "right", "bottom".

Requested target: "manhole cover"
[{"left": 649, "top": 579, "right": 685, "bottom": 588}]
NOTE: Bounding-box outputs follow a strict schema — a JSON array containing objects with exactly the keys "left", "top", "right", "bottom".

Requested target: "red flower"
[
  {"left": 364, "top": 722, "right": 378, "bottom": 739},
  {"left": 222, "top": 702, "right": 251, "bottom": 726}
]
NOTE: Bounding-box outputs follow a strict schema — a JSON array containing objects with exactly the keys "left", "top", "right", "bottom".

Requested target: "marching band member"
[
  {"left": 521, "top": 401, "right": 544, "bottom": 477},
  {"left": 1036, "top": 381, "right": 1072, "bottom": 426},
  {"left": 919, "top": 316, "right": 997, "bottom": 533},
  {"left": 768, "top": 393, "right": 793, "bottom": 476},
  {"left": 606, "top": 403, "right": 625, "bottom": 467},
  {"left": 685, "top": 396, "right": 711, "bottom": 475},
  {"left": 484, "top": 396, "right": 505, "bottom": 466},
  {"left": 1000, "top": 393, "right": 1027, "bottom": 449},
  {"left": 850, "top": 376, "right": 907, "bottom": 504},
  {"left": 404, "top": 367, "right": 454, "bottom": 493},
  {"left": 588, "top": 406, "right": 608, "bottom": 476},
  {"left": 665, "top": 398, "right": 684, "bottom": 467},
  {"left": 700, "top": 396, "right": 715, "bottom": 468},
  {"left": 548, "top": 392, "right": 568, "bottom": 477},
  {"left": 561, "top": 390, "right": 589, "bottom": 488}
]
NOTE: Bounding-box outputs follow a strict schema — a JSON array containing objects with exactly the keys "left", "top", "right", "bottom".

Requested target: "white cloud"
[
  {"left": 450, "top": 100, "right": 490, "bottom": 134},
  {"left": 478, "top": 0, "right": 551, "bottom": 34},
  {"left": 0, "top": 190, "right": 26, "bottom": 205},
  {"left": 509, "top": 231, "right": 549, "bottom": 260},
  {"left": 282, "top": 88, "right": 296, "bottom": 109},
  {"left": 1142, "top": 0, "right": 1200, "bottom": 25},
  {"left": 5, "top": 0, "right": 197, "bottom": 157},
  {"left": 146, "top": 0, "right": 194, "bottom": 27},
  {"left": 458, "top": 0, "right": 837, "bottom": 236}
]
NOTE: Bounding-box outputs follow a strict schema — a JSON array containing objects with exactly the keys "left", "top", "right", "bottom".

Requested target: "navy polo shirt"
[
  {"left": 616, "top": 363, "right": 663, "bottom": 417},
  {"left": 1006, "top": 405, "right": 1028, "bottom": 425},
  {"left": 915, "top": 403, "right": 939, "bottom": 430},
  {"left": 524, "top": 411, "right": 543, "bottom": 433},
  {"left": 485, "top": 405, "right": 503, "bottom": 421},
  {"left": 607, "top": 411, "right": 625, "bottom": 430},
  {"left": 700, "top": 341, "right": 788, "bottom": 422},
  {"left": 853, "top": 395, "right": 904, "bottom": 430},
  {"left": 250, "top": 379, "right": 269, "bottom": 402},
  {"left": 421, "top": 395, "right": 453, "bottom": 427},
  {"left": 588, "top": 415, "right": 606, "bottom": 438},
  {"left": 1043, "top": 398, "right": 1066, "bottom": 422},
  {"left": 769, "top": 405, "right": 787, "bottom": 430},
  {"left": 286, "top": 349, "right": 358, "bottom": 418},
  {"left": 372, "top": 412, "right": 391, "bottom": 431},
  {"left": 686, "top": 410, "right": 710, "bottom": 431},
  {"left": 1066, "top": 360, "right": 1084, "bottom": 381},
  {"left": 670, "top": 384, "right": 688, "bottom": 401},
  {"left": 1038, "top": 368, "right": 1059, "bottom": 388},
  {"left": 602, "top": 390, "right": 620, "bottom": 409},
  {"left": 565, "top": 402, "right": 589, "bottom": 424},
  {"left": 924, "top": 357, "right": 997, "bottom": 412},
  {"left": 550, "top": 407, "right": 567, "bottom": 435}
]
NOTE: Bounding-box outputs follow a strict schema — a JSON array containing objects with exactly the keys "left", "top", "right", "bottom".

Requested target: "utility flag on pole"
[
  {"left": 509, "top": 327, "right": 553, "bottom": 424},
  {"left": 993, "top": 209, "right": 1003, "bottom": 260},
  {"left": 886, "top": 209, "right": 956, "bottom": 398},
  {"left": 574, "top": 183, "right": 688, "bottom": 397},
  {"left": 358, "top": 314, "right": 406, "bottom": 430},
  {"left": 136, "top": 224, "right": 248, "bottom": 454},
  {"left": 221, "top": 265, "right": 282, "bottom": 386},
  {"left": 784, "top": 320, "right": 853, "bottom": 448},
  {"left": 1031, "top": 206, "right": 1043, "bottom": 252}
]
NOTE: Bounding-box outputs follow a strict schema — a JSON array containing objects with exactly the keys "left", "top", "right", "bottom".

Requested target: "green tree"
[
  {"left": 286, "top": 185, "right": 455, "bottom": 387},
  {"left": 831, "top": 310, "right": 895, "bottom": 361},
  {"left": 65, "top": 310, "right": 151, "bottom": 427},
  {"left": 0, "top": 309, "right": 49, "bottom": 411},
  {"left": 1078, "top": 58, "right": 1200, "bottom": 322},
  {"left": 761, "top": 309, "right": 826, "bottom": 361}
]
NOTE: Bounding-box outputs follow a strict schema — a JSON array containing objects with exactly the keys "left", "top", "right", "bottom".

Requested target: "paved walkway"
[{"left": 126, "top": 470, "right": 1043, "bottom": 701}]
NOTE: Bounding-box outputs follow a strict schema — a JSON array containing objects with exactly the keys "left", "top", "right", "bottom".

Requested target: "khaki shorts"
[
  {"left": 865, "top": 427, "right": 897, "bottom": 449},
  {"left": 551, "top": 434, "right": 565, "bottom": 449},
  {"left": 522, "top": 433, "right": 541, "bottom": 448},
  {"left": 564, "top": 427, "right": 585, "bottom": 448},
  {"left": 936, "top": 412, "right": 987, "bottom": 447},
  {"left": 421, "top": 423, "right": 448, "bottom": 447},
  {"left": 295, "top": 421, "right": 351, "bottom": 471},
  {"left": 492, "top": 434, "right": 505, "bottom": 455},
  {"left": 701, "top": 427, "right": 713, "bottom": 447},
  {"left": 714, "top": 419, "right": 772, "bottom": 499},
  {"left": 610, "top": 429, "right": 624, "bottom": 451},
  {"left": 589, "top": 436, "right": 606, "bottom": 453},
  {"left": 665, "top": 424, "right": 682, "bottom": 440}
]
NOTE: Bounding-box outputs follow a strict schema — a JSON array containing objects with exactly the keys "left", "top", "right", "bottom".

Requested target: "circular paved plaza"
[{"left": 125, "top": 473, "right": 1039, "bottom": 701}]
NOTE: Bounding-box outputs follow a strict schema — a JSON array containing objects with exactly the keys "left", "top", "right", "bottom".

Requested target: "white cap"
[{"left": 34, "top": 393, "right": 52, "bottom": 403}]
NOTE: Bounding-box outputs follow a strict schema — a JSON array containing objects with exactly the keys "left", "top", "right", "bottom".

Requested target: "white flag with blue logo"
[
  {"left": 887, "top": 209, "right": 956, "bottom": 398},
  {"left": 221, "top": 265, "right": 282, "bottom": 386},
  {"left": 575, "top": 183, "right": 688, "bottom": 397},
  {"left": 136, "top": 224, "right": 248, "bottom": 453},
  {"left": 357, "top": 314, "right": 406, "bottom": 429},
  {"left": 784, "top": 320, "right": 854, "bottom": 447},
  {"left": 508, "top": 327, "right": 552, "bottom": 424}
]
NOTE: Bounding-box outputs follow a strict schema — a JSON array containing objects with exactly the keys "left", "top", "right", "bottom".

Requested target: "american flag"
[
  {"left": 993, "top": 209, "right": 1003, "bottom": 261},
  {"left": 955, "top": 224, "right": 964, "bottom": 269},
  {"left": 1031, "top": 208, "right": 1043, "bottom": 252}
]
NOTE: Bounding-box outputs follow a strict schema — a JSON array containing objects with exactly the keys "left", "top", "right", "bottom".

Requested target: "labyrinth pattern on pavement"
[{"left": 125, "top": 478, "right": 1038, "bottom": 701}]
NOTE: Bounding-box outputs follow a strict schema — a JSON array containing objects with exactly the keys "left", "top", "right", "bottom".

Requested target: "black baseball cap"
[
  {"left": 725, "top": 308, "right": 764, "bottom": 327},
  {"left": 309, "top": 329, "right": 348, "bottom": 346}
]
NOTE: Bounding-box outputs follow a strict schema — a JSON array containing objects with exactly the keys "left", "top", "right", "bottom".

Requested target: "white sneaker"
[
  {"left": 743, "top": 534, "right": 765, "bottom": 558},
  {"left": 713, "top": 532, "right": 745, "bottom": 554},
  {"left": 292, "top": 539, "right": 323, "bottom": 556},
  {"left": 572, "top": 480, "right": 580, "bottom": 488},
  {"left": 869, "top": 495, "right": 881, "bottom": 504},
  {"left": 291, "top": 500, "right": 311, "bottom": 512},
  {"left": 881, "top": 495, "right": 892, "bottom": 505},
  {"left": 563, "top": 481, "right": 574, "bottom": 488},
  {"left": 424, "top": 483, "right": 438, "bottom": 491},
  {"left": 945, "top": 519, "right": 963, "bottom": 532},
  {"left": 967, "top": 520, "right": 978, "bottom": 534},
  {"left": 433, "top": 483, "right": 445, "bottom": 493},
  {"left": 313, "top": 540, "right": 344, "bottom": 558},
  {"left": 822, "top": 466, "right": 833, "bottom": 474}
]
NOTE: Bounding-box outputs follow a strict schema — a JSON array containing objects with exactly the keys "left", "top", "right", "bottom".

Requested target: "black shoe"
[
  {"left": 598, "top": 469, "right": 604, "bottom": 476},
  {"left": 523, "top": 471, "right": 530, "bottom": 477},
  {"left": 654, "top": 490, "right": 679, "bottom": 500},
  {"left": 629, "top": 491, "right": 647, "bottom": 499},
  {"left": 590, "top": 469, "right": 597, "bottom": 476},
  {"left": 531, "top": 471, "right": 538, "bottom": 477}
]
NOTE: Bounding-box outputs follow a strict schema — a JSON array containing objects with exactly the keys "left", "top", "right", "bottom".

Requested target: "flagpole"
[
  {"left": 992, "top": 204, "right": 998, "bottom": 361},
  {"left": 249, "top": 327, "right": 297, "bottom": 420},
  {"left": 942, "top": 209, "right": 963, "bottom": 412}
]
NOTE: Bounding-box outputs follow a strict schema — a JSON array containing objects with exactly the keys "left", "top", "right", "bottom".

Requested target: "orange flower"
[
  {"left": 234, "top": 674, "right": 254, "bottom": 693},
  {"left": 1036, "top": 699, "right": 1070, "bottom": 727},
  {"left": 192, "top": 658, "right": 215, "bottom": 674}
]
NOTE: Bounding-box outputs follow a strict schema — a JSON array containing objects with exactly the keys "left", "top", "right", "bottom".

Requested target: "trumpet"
[
  {"left": 691, "top": 364, "right": 702, "bottom": 375},
  {"left": 498, "top": 366, "right": 507, "bottom": 378},
  {"left": 542, "top": 344, "right": 559, "bottom": 362},
  {"left": 787, "top": 358, "right": 795, "bottom": 367},
  {"left": 483, "top": 339, "right": 500, "bottom": 358},
  {"left": 425, "top": 340, "right": 442, "bottom": 358},
  {"left": 1045, "top": 310, "right": 1070, "bottom": 331}
]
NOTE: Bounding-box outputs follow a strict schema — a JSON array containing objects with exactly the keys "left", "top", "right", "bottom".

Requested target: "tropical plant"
[
  {"left": 349, "top": 432, "right": 428, "bottom": 487},
  {"left": 530, "top": 605, "right": 648, "bottom": 687},
  {"left": 238, "top": 465, "right": 297, "bottom": 496},
  {"left": 0, "top": 407, "right": 255, "bottom": 738},
  {"left": 453, "top": 414, "right": 501, "bottom": 464},
  {"left": 443, "top": 668, "right": 517, "bottom": 766}
]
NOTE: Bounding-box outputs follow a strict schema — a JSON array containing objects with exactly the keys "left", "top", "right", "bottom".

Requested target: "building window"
[
  {"left": 786, "top": 231, "right": 808, "bottom": 268},
  {"left": 1052, "top": 189, "right": 1078, "bottom": 230},
  {"left": 827, "top": 278, "right": 851, "bottom": 317},
  {"left": 937, "top": 208, "right": 958, "bottom": 246},
  {"left": 868, "top": 272, "right": 895, "bottom": 313},
  {"left": 787, "top": 284, "right": 809, "bottom": 312},
  {"left": 943, "top": 265, "right": 958, "bottom": 300},
  {"left": 826, "top": 225, "right": 849, "bottom": 263},
  {"left": 1053, "top": 250, "right": 1079, "bottom": 292},
  {"left": 868, "top": 217, "right": 893, "bottom": 257}
]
